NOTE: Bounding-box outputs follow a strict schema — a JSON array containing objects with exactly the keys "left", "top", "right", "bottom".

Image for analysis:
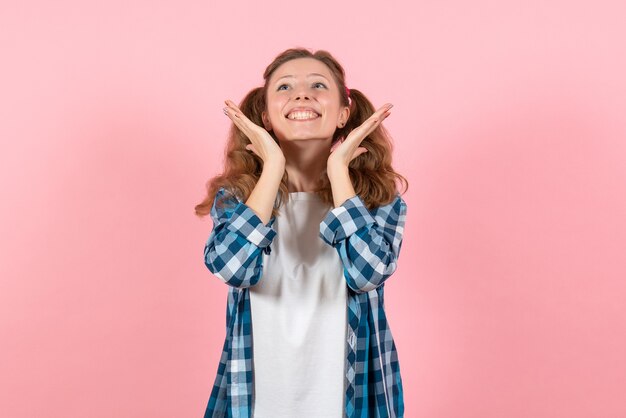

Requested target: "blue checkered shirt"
[{"left": 203, "top": 186, "right": 407, "bottom": 418}]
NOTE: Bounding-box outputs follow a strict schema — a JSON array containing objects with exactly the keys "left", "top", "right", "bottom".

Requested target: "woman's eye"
[{"left": 277, "top": 82, "right": 326, "bottom": 91}]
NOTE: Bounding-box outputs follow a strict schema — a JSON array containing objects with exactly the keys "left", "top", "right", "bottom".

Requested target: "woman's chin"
[{"left": 277, "top": 131, "right": 335, "bottom": 142}]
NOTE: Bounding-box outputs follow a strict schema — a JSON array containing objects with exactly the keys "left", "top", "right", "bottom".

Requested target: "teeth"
[{"left": 287, "top": 111, "right": 319, "bottom": 120}]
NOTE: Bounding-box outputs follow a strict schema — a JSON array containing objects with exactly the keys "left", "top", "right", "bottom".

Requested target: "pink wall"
[{"left": 1, "top": 0, "right": 625, "bottom": 417}]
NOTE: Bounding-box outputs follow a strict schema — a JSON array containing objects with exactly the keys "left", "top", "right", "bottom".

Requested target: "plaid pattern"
[{"left": 203, "top": 186, "right": 407, "bottom": 418}]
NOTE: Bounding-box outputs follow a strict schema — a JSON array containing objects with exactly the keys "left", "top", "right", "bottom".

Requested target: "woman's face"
[{"left": 262, "top": 57, "right": 350, "bottom": 143}]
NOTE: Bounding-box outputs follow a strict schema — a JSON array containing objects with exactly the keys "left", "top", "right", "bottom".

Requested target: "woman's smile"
[
  {"left": 287, "top": 110, "right": 320, "bottom": 121},
  {"left": 285, "top": 106, "right": 321, "bottom": 121}
]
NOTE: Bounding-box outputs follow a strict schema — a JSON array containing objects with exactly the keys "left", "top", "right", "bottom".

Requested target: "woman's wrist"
[
  {"left": 327, "top": 164, "right": 355, "bottom": 208},
  {"left": 326, "top": 159, "right": 348, "bottom": 179}
]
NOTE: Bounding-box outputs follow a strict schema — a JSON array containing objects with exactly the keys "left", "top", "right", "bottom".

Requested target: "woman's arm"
[
  {"left": 203, "top": 186, "right": 277, "bottom": 288},
  {"left": 319, "top": 193, "right": 407, "bottom": 294}
]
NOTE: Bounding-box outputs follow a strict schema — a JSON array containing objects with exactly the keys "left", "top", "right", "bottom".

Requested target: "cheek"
[{"left": 268, "top": 101, "right": 285, "bottom": 121}]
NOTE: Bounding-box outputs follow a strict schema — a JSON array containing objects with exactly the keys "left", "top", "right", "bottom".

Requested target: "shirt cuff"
[
  {"left": 225, "top": 201, "right": 277, "bottom": 249},
  {"left": 319, "top": 194, "right": 376, "bottom": 246}
]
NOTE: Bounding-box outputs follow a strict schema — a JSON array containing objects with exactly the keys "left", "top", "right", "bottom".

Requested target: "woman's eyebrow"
[{"left": 275, "top": 73, "right": 330, "bottom": 82}]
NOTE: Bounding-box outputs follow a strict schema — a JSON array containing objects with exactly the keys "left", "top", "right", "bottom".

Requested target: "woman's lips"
[{"left": 286, "top": 110, "right": 320, "bottom": 121}]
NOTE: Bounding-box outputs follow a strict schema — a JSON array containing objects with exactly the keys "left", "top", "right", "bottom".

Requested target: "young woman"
[{"left": 195, "top": 47, "right": 409, "bottom": 418}]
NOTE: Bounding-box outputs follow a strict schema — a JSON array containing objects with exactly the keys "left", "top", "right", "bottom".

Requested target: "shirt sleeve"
[
  {"left": 203, "top": 186, "right": 277, "bottom": 288},
  {"left": 319, "top": 193, "right": 407, "bottom": 294}
]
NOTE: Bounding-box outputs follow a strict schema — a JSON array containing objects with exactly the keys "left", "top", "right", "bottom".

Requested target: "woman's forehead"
[{"left": 271, "top": 58, "right": 333, "bottom": 81}]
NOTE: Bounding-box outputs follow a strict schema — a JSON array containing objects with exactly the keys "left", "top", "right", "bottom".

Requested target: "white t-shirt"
[{"left": 249, "top": 191, "right": 347, "bottom": 418}]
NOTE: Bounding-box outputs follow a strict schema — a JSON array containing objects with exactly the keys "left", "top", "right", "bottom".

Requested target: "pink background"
[{"left": 1, "top": 1, "right": 625, "bottom": 417}]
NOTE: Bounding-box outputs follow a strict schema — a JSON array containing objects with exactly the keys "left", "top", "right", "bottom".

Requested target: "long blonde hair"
[{"left": 195, "top": 47, "right": 408, "bottom": 219}]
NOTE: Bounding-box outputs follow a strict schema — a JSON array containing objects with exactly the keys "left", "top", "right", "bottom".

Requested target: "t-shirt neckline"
[{"left": 288, "top": 191, "right": 322, "bottom": 201}]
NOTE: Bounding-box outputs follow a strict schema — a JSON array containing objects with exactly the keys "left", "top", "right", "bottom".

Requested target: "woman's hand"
[
  {"left": 223, "top": 100, "right": 285, "bottom": 165},
  {"left": 328, "top": 103, "right": 393, "bottom": 170}
]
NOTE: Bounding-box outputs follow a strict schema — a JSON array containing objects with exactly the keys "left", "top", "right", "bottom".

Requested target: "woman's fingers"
[
  {"left": 245, "top": 144, "right": 259, "bottom": 157},
  {"left": 328, "top": 104, "right": 391, "bottom": 167},
  {"left": 223, "top": 100, "right": 244, "bottom": 120},
  {"left": 356, "top": 147, "right": 368, "bottom": 158},
  {"left": 224, "top": 99, "right": 238, "bottom": 111},
  {"left": 222, "top": 99, "right": 285, "bottom": 164},
  {"left": 352, "top": 104, "right": 392, "bottom": 139},
  {"left": 223, "top": 100, "right": 254, "bottom": 134},
  {"left": 224, "top": 100, "right": 251, "bottom": 123},
  {"left": 368, "top": 104, "right": 392, "bottom": 127},
  {"left": 362, "top": 103, "right": 392, "bottom": 126}
]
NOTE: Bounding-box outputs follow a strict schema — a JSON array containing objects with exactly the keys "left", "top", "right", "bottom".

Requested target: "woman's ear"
[
  {"left": 261, "top": 110, "right": 272, "bottom": 131},
  {"left": 338, "top": 106, "right": 350, "bottom": 128}
]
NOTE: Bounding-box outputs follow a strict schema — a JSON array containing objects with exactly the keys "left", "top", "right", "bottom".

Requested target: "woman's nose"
[
  {"left": 293, "top": 85, "right": 312, "bottom": 100},
  {"left": 293, "top": 91, "right": 311, "bottom": 100}
]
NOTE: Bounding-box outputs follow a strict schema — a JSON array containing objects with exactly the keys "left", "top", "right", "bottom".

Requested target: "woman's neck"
[{"left": 280, "top": 138, "right": 331, "bottom": 193}]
